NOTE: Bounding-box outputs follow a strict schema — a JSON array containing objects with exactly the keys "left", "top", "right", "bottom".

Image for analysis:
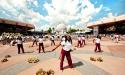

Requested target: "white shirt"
[
  {"left": 115, "top": 35, "right": 119, "bottom": 38},
  {"left": 81, "top": 37, "right": 85, "bottom": 40},
  {"left": 10, "top": 40, "right": 14, "bottom": 45},
  {"left": 61, "top": 41, "right": 72, "bottom": 51},
  {"left": 16, "top": 40, "right": 22, "bottom": 44},
  {"left": 38, "top": 38, "right": 43, "bottom": 43},
  {"left": 51, "top": 36, "right": 54, "bottom": 40},
  {"left": 78, "top": 37, "right": 81, "bottom": 41},
  {"left": 32, "top": 37, "right": 35, "bottom": 40},
  {"left": 0, "top": 36, "right": 2, "bottom": 40},
  {"left": 62, "top": 37, "right": 65, "bottom": 41},
  {"left": 95, "top": 38, "right": 100, "bottom": 43}
]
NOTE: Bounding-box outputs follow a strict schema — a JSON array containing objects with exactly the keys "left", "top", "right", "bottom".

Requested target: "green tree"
[
  {"left": 67, "top": 28, "right": 78, "bottom": 34},
  {"left": 47, "top": 27, "right": 52, "bottom": 34},
  {"left": 79, "top": 29, "right": 85, "bottom": 32}
]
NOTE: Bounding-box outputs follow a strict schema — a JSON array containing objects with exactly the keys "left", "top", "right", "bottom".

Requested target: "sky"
[{"left": 0, "top": 0, "right": 125, "bottom": 31}]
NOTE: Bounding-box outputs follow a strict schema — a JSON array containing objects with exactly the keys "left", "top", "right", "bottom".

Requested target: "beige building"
[
  {"left": 87, "top": 14, "right": 125, "bottom": 35},
  {"left": 0, "top": 18, "right": 35, "bottom": 34}
]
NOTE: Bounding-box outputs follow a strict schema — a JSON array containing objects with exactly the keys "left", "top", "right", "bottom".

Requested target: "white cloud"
[
  {"left": 100, "top": 12, "right": 116, "bottom": 20},
  {"left": 0, "top": 0, "right": 103, "bottom": 31},
  {"left": 33, "top": 1, "right": 38, "bottom": 6},
  {"left": 107, "top": 13, "right": 114, "bottom": 18},
  {"left": 43, "top": 0, "right": 103, "bottom": 30},
  {"left": 0, "top": 0, "right": 45, "bottom": 30},
  {"left": 27, "top": 0, "right": 38, "bottom": 6},
  {"left": 40, "top": 24, "right": 52, "bottom": 31},
  {"left": 104, "top": 7, "right": 111, "bottom": 11}
]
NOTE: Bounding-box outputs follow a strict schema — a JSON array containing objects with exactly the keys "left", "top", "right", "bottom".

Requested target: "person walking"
[
  {"left": 93, "top": 35, "right": 102, "bottom": 52},
  {"left": 16, "top": 37, "right": 25, "bottom": 54},
  {"left": 32, "top": 36, "right": 38, "bottom": 47},
  {"left": 60, "top": 35, "right": 73, "bottom": 71}
]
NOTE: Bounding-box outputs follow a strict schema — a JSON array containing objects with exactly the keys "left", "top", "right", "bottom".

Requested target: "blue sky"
[{"left": 0, "top": 0, "right": 125, "bottom": 31}]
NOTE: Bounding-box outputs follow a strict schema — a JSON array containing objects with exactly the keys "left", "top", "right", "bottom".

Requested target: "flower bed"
[
  {"left": 90, "top": 57, "right": 103, "bottom": 62},
  {"left": 36, "top": 68, "right": 55, "bottom": 75},
  {"left": 1, "top": 55, "right": 11, "bottom": 63},
  {"left": 27, "top": 57, "right": 40, "bottom": 63}
]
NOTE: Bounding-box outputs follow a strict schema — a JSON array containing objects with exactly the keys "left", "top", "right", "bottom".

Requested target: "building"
[
  {"left": 55, "top": 24, "right": 67, "bottom": 35},
  {"left": 0, "top": 18, "right": 35, "bottom": 35},
  {"left": 87, "top": 14, "right": 125, "bottom": 35}
]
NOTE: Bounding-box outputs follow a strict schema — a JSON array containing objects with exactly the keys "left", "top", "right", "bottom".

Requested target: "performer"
[
  {"left": 61, "top": 36, "right": 65, "bottom": 41},
  {"left": 50, "top": 35, "right": 55, "bottom": 46},
  {"left": 38, "top": 36, "right": 45, "bottom": 53},
  {"left": 16, "top": 37, "right": 25, "bottom": 54},
  {"left": 51, "top": 35, "right": 65, "bottom": 51},
  {"left": 115, "top": 34, "right": 119, "bottom": 43},
  {"left": 60, "top": 35, "right": 73, "bottom": 71},
  {"left": 93, "top": 35, "right": 102, "bottom": 52},
  {"left": 77, "top": 35, "right": 82, "bottom": 47},
  {"left": 31, "top": 36, "right": 38, "bottom": 47},
  {"left": 81, "top": 35, "right": 86, "bottom": 47},
  {"left": 10, "top": 39, "right": 14, "bottom": 46}
]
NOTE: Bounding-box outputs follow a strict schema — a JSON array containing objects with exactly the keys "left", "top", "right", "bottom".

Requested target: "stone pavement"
[{"left": 0, "top": 38, "right": 125, "bottom": 75}]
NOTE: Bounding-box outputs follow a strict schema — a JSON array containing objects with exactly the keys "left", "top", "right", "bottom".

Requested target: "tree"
[
  {"left": 67, "top": 28, "right": 78, "bottom": 34},
  {"left": 79, "top": 29, "right": 85, "bottom": 32},
  {"left": 47, "top": 27, "right": 52, "bottom": 34},
  {"left": 41, "top": 29, "right": 43, "bottom": 32}
]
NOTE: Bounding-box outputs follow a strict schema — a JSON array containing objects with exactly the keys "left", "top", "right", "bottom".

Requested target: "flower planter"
[
  {"left": 27, "top": 57, "right": 40, "bottom": 63},
  {"left": 36, "top": 68, "right": 55, "bottom": 75}
]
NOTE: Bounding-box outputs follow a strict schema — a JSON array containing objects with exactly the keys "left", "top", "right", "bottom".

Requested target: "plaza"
[
  {"left": 0, "top": 0, "right": 125, "bottom": 75},
  {"left": 0, "top": 36, "right": 125, "bottom": 75}
]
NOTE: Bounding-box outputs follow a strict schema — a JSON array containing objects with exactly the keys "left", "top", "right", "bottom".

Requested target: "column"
[{"left": 93, "top": 26, "right": 99, "bottom": 36}]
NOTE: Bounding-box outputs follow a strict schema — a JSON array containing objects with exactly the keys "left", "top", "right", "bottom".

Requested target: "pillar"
[{"left": 93, "top": 26, "right": 99, "bottom": 36}]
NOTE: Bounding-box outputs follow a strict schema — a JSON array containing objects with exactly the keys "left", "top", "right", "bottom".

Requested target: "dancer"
[
  {"left": 81, "top": 35, "right": 86, "bottom": 47},
  {"left": 93, "top": 35, "right": 102, "bottom": 52},
  {"left": 60, "top": 35, "right": 73, "bottom": 71},
  {"left": 31, "top": 36, "right": 38, "bottom": 47},
  {"left": 77, "top": 35, "right": 82, "bottom": 47},
  {"left": 10, "top": 39, "right": 15, "bottom": 46},
  {"left": 38, "top": 36, "right": 45, "bottom": 53},
  {"left": 16, "top": 37, "right": 25, "bottom": 54},
  {"left": 51, "top": 35, "right": 65, "bottom": 51},
  {"left": 50, "top": 35, "right": 55, "bottom": 46},
  {"left": 115, "top": 34, "right": 119, "bottom": 43}
]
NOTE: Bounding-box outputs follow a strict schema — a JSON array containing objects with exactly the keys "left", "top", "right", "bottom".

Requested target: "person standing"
[
  {"left": 61, "top": 36, "right": 65, "bottom": 41},
  {"left": 38, "top": 36, "right": 45, "bottom": 53},
  {"left": 32, "top": 36, "right": 38, "bottom": 47},
  {"left": 0, "top": 36, "right": 3, "bottom": 44},
  {"left": 93, "top": 35, "right": 102, "bottom": 52},
  {"left": 10, "top": 38, "right": 14, "bottom": 46},
  {"left": 16, "top": 37, "right": 25, "bottom": 54},
  {"left": 51, "top": 35, "right": 65, "bottom": 51},
  {"left": 77, "top": 35, "right": 82, "bottom": 47},
  {"left": 50, "top": 35, "right": 55, "bottom": 46},
  {"left": 60, "top": 35, "right": 73, "bottom": 71},
  {"left": 115, "top": 34, "right": 119, "bottom": 43},
  {"left": 81, "top": 35, "right": 86, "bottom": 47}
]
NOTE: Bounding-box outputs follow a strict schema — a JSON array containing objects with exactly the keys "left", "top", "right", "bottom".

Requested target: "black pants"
[
  {"left": 51, "top": 40, "right": 55, "bottom": 46},
  {"left": 17, "top": 44, "right": 24, "bottom": 54},
  {"left": 39, "top": 43, "right": 45, "bottom": 53},
  {"left": 32, "top": 40, "right": 37, "bottom": 46}
]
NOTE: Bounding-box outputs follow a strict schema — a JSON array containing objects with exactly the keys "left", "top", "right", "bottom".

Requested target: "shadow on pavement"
[{"left": 63, "top": 61, "right": 84, "bottom": 70}]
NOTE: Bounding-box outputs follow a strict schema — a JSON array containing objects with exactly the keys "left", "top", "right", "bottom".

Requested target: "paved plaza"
[{"left": 0, "top": 37, "right": 125, "bottom": 75}]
